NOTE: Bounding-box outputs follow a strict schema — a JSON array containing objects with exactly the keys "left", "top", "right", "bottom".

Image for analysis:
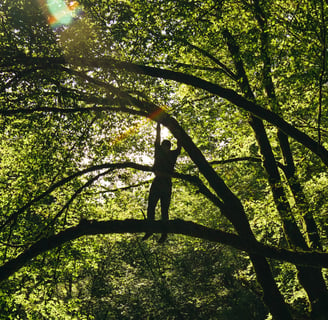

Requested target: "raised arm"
[{"left": 155, "top": 122, "right": 161, "bottom": 146}]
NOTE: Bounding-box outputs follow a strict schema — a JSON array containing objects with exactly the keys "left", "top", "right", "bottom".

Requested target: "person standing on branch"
[{"left": 143, "top": 122, "right": 181, "bottom": 243}]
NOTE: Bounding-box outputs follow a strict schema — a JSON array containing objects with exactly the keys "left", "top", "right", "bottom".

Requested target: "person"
[{"left": 143, "top": 122, "right": 181, "bottom": 243}]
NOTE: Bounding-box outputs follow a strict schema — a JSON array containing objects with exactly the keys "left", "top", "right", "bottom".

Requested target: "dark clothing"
[
  {"left": 143, "top": 124, "right": 181, "bottom": 242},
  {"left": 153, "top": 143, "right": 180, "bottom": 176},
  {"left": 147, "top": 176, "right": 172, "bottom": 221},
  {"left": 144, "top": 142, "right": 180, "bottom": 241},
  {"left": 147, "top": 143, "right": 179, "bottom": 220}
]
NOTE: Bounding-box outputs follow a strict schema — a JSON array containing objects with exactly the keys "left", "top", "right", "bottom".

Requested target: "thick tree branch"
[
  {"left": 5, "top": 55, "right": 328, "bottom": 166},
  {"left": 1, "top": 218, "right": 328, "bottom": 283},
  {"left": 86, "top": 58, "right": 328, "bottom": 166}
]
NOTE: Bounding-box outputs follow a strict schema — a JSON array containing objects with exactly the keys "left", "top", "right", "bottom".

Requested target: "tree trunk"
[
  {"left": 163, "top": 115, "right": 293, "bottom": 320},
  {"left": 250, "top": 118, "right": 328, "bottom": 319},
  {"left": 223, "top": 26, "right": 328, "bottom": 319},
  {"left": 277, "top": 131, "right": 322, "bottom": 250}
]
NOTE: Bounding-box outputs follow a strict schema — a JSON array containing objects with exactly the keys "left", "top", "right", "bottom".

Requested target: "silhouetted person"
[{"left": 143, "top": 122, "right": 181, "bottom": 243}]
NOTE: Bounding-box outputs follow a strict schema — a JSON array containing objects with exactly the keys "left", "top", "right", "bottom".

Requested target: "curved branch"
[
  {"left": 0, "top": 162, "right": 151, "bottom": 230},
  {"left": 5, "top": 55, "right": 328, "bottom": 165},
  {"left": 1, "top": 218, "right": 328, "bottom": 283},
  {"left": 93, "top": 179, "right": 153, "bottom": 194},
  {"left": 37, "top": 169, "right": 114, "bottom": 239},
  {"left": 1, "top": 162, "right": 223, "bottom": 230},
  {"left": 209, "top": 156, "right": 288, "bottom": 174},
  {"left": 210, "top": 156, "right": 262, "bottom": 165},
  {"left": 73, "top": 57, "right": 328, "bottom": 166}
]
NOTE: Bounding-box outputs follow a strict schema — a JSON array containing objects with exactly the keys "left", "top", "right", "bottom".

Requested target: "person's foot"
[
  {"left": 158, "top": 233, "right": 167, "bottom": 243},
  {"left": 142, "top": 233, "right": 153, "bottom": 241}
]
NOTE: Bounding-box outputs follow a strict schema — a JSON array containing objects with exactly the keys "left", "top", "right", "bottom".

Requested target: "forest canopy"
[{"left": 1, "top": 0, "right": 328, "bottom": 319}]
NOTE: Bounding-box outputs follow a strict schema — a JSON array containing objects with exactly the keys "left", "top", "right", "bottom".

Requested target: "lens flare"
[
  {"left": 39, "top": 1, "right": 167, "bottom": 145},
  {"left": 43, "top": 0, "right": 82, "bottom": 28},
  {"left": 111, "top": 108, "right": 165, "bottom": 146}
]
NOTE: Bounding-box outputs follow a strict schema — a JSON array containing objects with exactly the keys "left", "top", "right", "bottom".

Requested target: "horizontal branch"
[
  {"left": 149, "top": 61, "right": 233, "bottom": 74},
  {"left": 1, "top": 219, "right": 328, "bottom": 283},
  {"left": 0, "top": 103, "right": 148, "bottom": 118},
  {"left": 209, "top": 156, "right": 287, "bottom": 172},
  {"left": 210, "top": 156, "right": 262, "bottom": 165}
]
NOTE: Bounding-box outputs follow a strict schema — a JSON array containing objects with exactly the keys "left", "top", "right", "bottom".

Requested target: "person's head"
[{"left": 161, "top": 139, "right": 171, "bottom": 151}]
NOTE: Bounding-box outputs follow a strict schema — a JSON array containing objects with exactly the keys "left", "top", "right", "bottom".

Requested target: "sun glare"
[
  {"left": 39, "top": 1, "right": 169, "bottom": 147},
  {"left": 42, "top": 0, "right": 82, "bottom": 28}
]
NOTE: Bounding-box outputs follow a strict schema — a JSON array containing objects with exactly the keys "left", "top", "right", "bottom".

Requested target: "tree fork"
[
  {"left": 160, "top": 114, "right": 292, "bottom": 320},
  {"left": 223, "top": 26, "right": 328, "bottom": 319},
  {"left": 253, "top": 0, "right": 323, "bottom": 252},
  {"left": 252, "top": 3, "right": 328, "bottom": 317}
]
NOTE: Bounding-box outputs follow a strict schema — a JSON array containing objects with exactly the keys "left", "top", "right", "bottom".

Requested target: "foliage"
[{"left": 0, "top": 0, "right": 328, "bottom": 319}]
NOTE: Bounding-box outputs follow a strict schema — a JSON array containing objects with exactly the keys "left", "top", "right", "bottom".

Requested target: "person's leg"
[
  {"left": 158, "top": 181, "right": 172, "bottom": 243},
  {"left": 143, "top": 180, "right": 160, "bottom": 240},
  {"left": 147, "top": 183, "right": 159, "bottom": 220},
  {"left": 160, "top": 190, "right": 171, "bottom": 220}
]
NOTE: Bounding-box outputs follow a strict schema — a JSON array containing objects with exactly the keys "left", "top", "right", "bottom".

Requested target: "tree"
[{"left": 0, "top": 0, "right": 328, "bottom": 319}]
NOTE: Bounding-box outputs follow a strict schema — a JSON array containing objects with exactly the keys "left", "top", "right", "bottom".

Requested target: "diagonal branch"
[
  {"left": 36, "top": 169, "right": 115, "bottom": 239},
  {"left": 79, "top": 57, "right": 328, "bottom": 166},
  {"left": 69, "top": 56, "right": 328, "bottom": 166},
  {"left": 179, "top": 39, "right": 237, "bottom": 80}
]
